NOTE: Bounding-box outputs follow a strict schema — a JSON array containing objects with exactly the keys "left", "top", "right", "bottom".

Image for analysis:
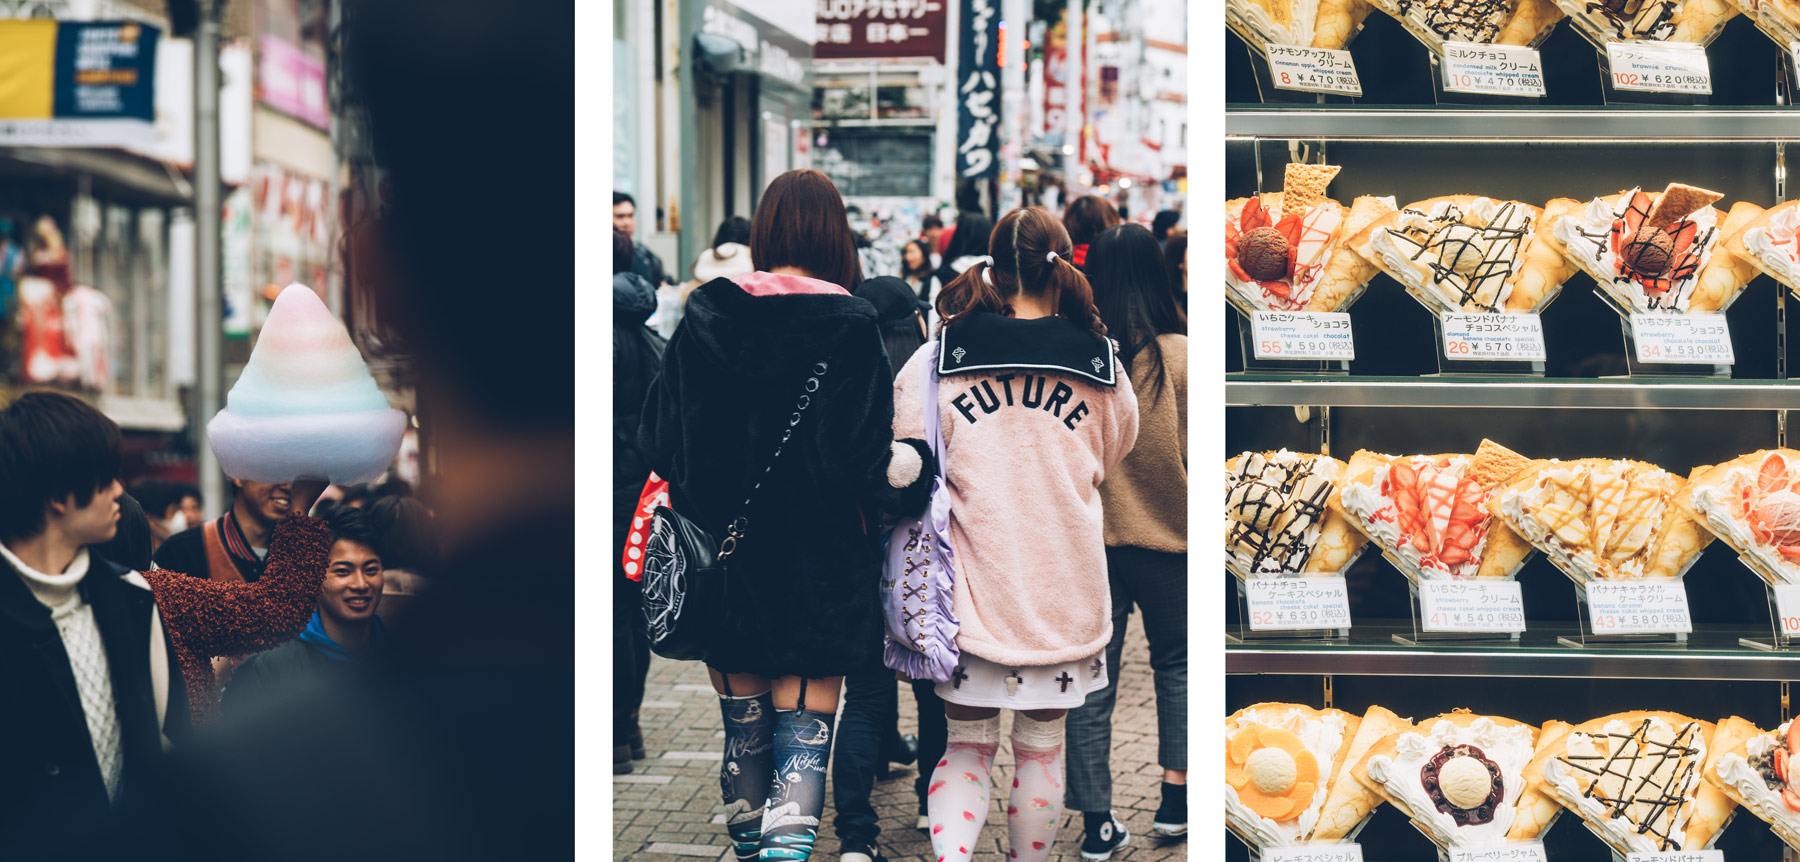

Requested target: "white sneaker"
[{"left": 915, "top": 814, "right": 929, "bottom": 830}]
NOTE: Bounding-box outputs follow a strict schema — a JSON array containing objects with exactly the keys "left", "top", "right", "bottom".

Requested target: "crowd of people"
[
  {"left": 0, "top": 1, "right": 574, "bottom": 857},
  {"left": 613, "top": 172, "right": 1187, "bottom": 862}
]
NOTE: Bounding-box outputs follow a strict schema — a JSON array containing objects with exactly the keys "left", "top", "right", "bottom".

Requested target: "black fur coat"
[{"left": 638, "top": 276, "right": 933, "bottom": 678}]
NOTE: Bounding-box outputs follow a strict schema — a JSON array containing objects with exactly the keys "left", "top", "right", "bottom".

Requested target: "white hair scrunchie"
[
  {"left": 981, "top": 267, "right": 993, "bottom": 287},
  {"left": 1046, "top": 251, "right": 1060, "bottom": 263}
]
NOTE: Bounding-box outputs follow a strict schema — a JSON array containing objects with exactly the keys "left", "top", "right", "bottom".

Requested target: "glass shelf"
[
  {"left": 1225, "top": 105, "right": 1800, "bottom": 141},
  {"left": 1227, "top": 375, "right": 1800, "bottom": 409},
  {"left": 1228, "top": 621, "right": 1800, "bottom": 680}
]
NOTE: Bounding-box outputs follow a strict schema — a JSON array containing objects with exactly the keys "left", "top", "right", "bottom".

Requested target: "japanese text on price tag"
[
  {"left": 1630, "top": 314, "right": 1734, "bottom": 365},
  {"left": 1447, "top": 842, "right": 1548, "bottom": 862},
  {"left": 1419, "top": 580, "right": 1527, "bottom": 633},
  {"left": 1440, "top": 41, "right": 1546, "bottom": 97},
  {"left": 1440, "top": 313, "right": 1547, "bottom": 361},
  {"left": 1263, "top": 845, "right": 1365, "bottom": 862},
  {"left": 1245, "top": 577, "right": 1352, "bottom": 631},
  {"left": 1625, "top": 850, "right": 1723, "bottom": 862},
  {"left": 1264, "top": 44, "right": 1363, "bottom": 96},
  {"left": 1773, "top": 583, "right": 1800, "bottom": 637},
  {"left": 1586, "top": 580, "right": 1693, "bottom": 634},
  {"left": 1250, "top": 311, "right": 1355, "bottom": 361},
  {"left": 1606, "top": 41, "right": 1712, "bottom": 94}
]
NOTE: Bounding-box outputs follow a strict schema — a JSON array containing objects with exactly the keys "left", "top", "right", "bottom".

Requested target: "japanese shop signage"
[
  {"left": 702, "top": 3, "right": 809, "bottom": 90},
  {"left": 1441, "top": 41, "right": 1546, "bottom": 97},
  {"left": 1264, "top": 44, "right": 1362, "bottom": 96},
  {"left": 0, "top": 19, "right": 159, "bottom": 146},
  {"left": 1250, "top": 311, "right": 1355, "bottom": 361},
  {"left": 1629, "top": 313, "right": 1734, "bottom": 365},
  {"left": 1262, "top": 845, "right": 1364, "bottom": 862},
  {"left": 1606, "top": 41, "right": 1712, "bottom": 95},
  {"left": 1244, "top": 578, "right": 1353, "bottom": 631},
  {"left": 956, "top": 0, "right": 1000, "bottom": 179},
  {"left": 1440, "top": 312, "right": 1547, "bottom": 361},
  {"left": 814, "top": 0, "right": 947, "bottom": 61},
  {"left": 1419, "top": 580, "right": 1527, "bottom": 633}
]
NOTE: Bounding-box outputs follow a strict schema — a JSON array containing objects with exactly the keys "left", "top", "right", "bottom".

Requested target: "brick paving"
[{"left": 614, "top": 613, "right": 1187, "bottom": 862}]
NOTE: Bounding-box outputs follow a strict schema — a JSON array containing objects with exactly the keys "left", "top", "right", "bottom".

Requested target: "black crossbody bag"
[{"left": 639, "top": 359, "right": 831, "bottom": 661}]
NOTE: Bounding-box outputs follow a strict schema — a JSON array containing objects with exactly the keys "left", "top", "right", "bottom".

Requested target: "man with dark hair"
[
  {"left": 154, "top": 478, "right": 293, "bottom": 583},
  {"left": 226, "top": 508, "right": 387, "bottom": 712},
  {"left": 920, "top": 214, "right": 944, "bottom": 269},
  {"left": 0, "top": 391, "right": 329, "bottom": 855},
  {"left": 129, "top": 478, "right": 203, "bottom": 551},
  {"left": 614, "top": 190, "right": 669, "bottom": 286},
  {"left": 1151, "top": 209, "right": 1182, "bottom": 247}
]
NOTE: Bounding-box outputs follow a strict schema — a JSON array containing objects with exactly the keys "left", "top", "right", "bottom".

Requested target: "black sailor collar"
[{"left": 938, "top": 311, "right": 1117, "bottom": 386}]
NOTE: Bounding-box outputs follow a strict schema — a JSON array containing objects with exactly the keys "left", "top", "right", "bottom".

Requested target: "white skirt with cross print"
[{"left": 933, "top": 650, "right": 1108, "bottom": 710}]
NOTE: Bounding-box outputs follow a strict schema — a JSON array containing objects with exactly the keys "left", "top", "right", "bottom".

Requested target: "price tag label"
[
  {"left": 1419, "top": 580, "right": 1527, "bottom": 633},
  {"left": 1448, "top": 842, "right": 1549, "bottom": 862},
  {"left": 1606, "top": 41, "right": 1712, "bottom": 94},
  {"left": 1264, "top": 44, "right": 1363, "bottom": 96},
  {"left": 1630, "top": 314, "right": 1734, "bottom": 365},
  {"left": 1586, "top": 581, "right": 1693, "bottom": 634},
  {"left": 1440, "top": 313, "right": 1547, "bottom": 361},
  {"left": 1245, "top": 577, "right": 1353, "bottom": 631},
  {"left": 1626, "top": 851, "right": 1723, "bottom": 862},
  {"left": 1263, "top": 845, "right": 1365, "bottom": 862},
  {"left": 1440, "top": 41, "right": 1547, "bottom": 97},
  {"left": 1250, "top": 311, "right": 1355, "bottom": 361},
  {"left": 1773, "top": 583, "right": 1800, "bottom": 637}
]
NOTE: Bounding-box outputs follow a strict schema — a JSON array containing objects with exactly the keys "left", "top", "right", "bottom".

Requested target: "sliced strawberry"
[
  {"left": 1439, "top": 546, "right": 1471, "bottom": 565},
  {"left": 1392, "top": 463, "right": 1419, "bottom": 489},
  {"left": 1776, "top": 745, "right": 1788, "bottom": 782},
  {"left": 1262, "top": 279, "right": 1292, "bottom": 299},
  {"left": 1241, "top": 196, "right": 1270, "bottom": 232},
  {"left": 1625, "top": 191, "right": 1654, "bottom": 230},
  {"left": 1668, "top": 220, "right": 1699, "bottom": 259},
  {"left": 1227, "top": 259, "right": 1253, "bottom": 283},
  {"left": 1780, "top": 545, "right": 1800, "bottom": 558},
  {"left": 1275, "top": 212, "right": 1305, "bottom": 249},
  {"left": 1761, "top": 453, "right": 1791, "bottom": 494},
  {"left": 1790, "top": 719, "right": 1800, "bottom": 752},
  {"left": 1609, "top": 223, "right": 1623, "bottom": 257},
  {"left": 1783, "top": 786, "right": 1800, "bottom": 812}
]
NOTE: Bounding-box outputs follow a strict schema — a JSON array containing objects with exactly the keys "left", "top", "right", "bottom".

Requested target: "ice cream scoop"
[
  {"left": 1623, "top": 225, "right": 1675, "bottom": 277},
  {"left": 207, "top": 284, "right": 407, "bottom": 484},
  {"left": 1437, "top": 755, "right": 1495, "bottom": 810},
  {"left": 1238, "top": 227, "right": 1292, "bottom": 281},
  {"left": 1436, "top": 225, "right": 1489, "bottom": 277},
  {"left": 1246, "top": 747, "right": 1298, "bottom": 795}
]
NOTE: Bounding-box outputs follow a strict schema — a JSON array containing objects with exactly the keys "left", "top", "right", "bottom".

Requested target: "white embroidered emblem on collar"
[{"left": 951, "top": 347, "right": 967, "bottom": 363}]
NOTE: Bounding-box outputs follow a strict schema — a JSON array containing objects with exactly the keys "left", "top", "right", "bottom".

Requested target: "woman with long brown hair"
[
  {"left": 640, "top": 169, "right": 936, "bottom": 862},
  {"left": 893, "top": 207, "right": 1139, "bottom": 862}
]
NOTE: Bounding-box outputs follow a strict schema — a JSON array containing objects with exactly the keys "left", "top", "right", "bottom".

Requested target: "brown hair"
[
  {"left": 749, "top": 169, "right": 861, "bottom": 290},
  {"left": 1062, "top": 195, "right": 1121, "bottom": 248},
  {"left": 935, "top": 207, "right": 1106, "bottom": 337}
]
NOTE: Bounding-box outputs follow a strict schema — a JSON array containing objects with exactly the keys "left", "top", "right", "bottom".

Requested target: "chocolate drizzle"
[
  {"left": 1573, "top": 193, "right": 1715, "bottom": 312},
  {"left": 1556, "top": 719, "right": 1702, "bottom": 851},
  {"left": 1392, "top": 201, "right": 1533, "bottom": 313},
  {"left": 1420, "top": 744, "right": 1505, "bottom": 826},
  {"left": 1227, "top": 453, "right": 1334, "bottom": 574},
  {"left": 1396, "top": 0, "right": 1510, "bottom": 41},
  {"left": 1585, "top": 0, "right": 1680, "bottom": 39}
]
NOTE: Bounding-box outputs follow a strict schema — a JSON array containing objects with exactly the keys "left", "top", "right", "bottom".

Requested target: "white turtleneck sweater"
[{"left": 1, "top": 542, "right": 123, "bottom": 802}]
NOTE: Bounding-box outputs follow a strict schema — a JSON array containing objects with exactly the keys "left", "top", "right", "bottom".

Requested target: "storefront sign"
[
  {"left": 258, "top": 36, "right": 328, "bottom": 129},
  {"left": 1250, "top": 311, "right": 1355, "bottom": 360},
  {"left": 1264, "top": 44, "right": 1362, "bottom": 96},
  {"left": 955, "top": 0, "right": 999, "bottom": 179},
  {"left": 1043, "top": 22, "right": 1068, "bottom": 140},
  {"left": 814, "top": 0, "right": 947, "bottom": 61},
  {"left": 1629, "top": 313, "right": 1734, "bottom": 364},
  {"left": 0, "top": 19, "right": 158, "bottom": 146},
  {"left": 1440, "top": 312, "right": 1547, "bottom": 361},
  {"left": 1419, "top": 580, "right": 1527, "bottom": 633},
  {"left": 1606, "top": 41, "right": 1712, "bottom": 94},
  {"left": 1441, "top": 42, "right": 1546, "bottom": 97},
  {"left": 1244, "top": 577, "right": 1352, "bottom": 631},
  {"left": 1447, "top": 844, "right": 1547, "bottom": 862},
  {"left": 1586, "top": 581, "right": 1693, "bottom": 634},
  {"left": 703, "top": 4, "right": 810, "bottom": 91},
  {"left": 1626, "top": 852, "right": 1722, "bottom": 862},
  {"left": 1263, "top": 846, "right": 1364, "bottom": 862}
]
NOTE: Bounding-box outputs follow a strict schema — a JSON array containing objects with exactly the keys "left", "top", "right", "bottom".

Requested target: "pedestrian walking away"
[
  {"left": 638, "top": 168, "right": 938, "bottom": 862},
  {"left": 1063, "top": 223, "right": 1189, "bottom": 860},
  {"left": 898, "top": 206, "right": 1139, "bottom": 862}
]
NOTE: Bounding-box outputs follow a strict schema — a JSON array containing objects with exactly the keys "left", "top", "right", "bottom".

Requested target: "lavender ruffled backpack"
[{"left": 881, "top": 341, "right": 961, "bottom": 682}]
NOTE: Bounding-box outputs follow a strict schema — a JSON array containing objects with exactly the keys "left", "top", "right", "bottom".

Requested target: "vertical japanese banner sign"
[
  {"left": 957, "top": 0, "right": 1000, "bottom": 180},
  {"left": 0, "top": 20, "right": 158, "bottom": 146}
]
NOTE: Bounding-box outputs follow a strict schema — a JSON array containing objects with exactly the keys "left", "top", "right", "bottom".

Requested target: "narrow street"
[{"left": 614, "top": 612, "right": 1187, "bottom": 862}]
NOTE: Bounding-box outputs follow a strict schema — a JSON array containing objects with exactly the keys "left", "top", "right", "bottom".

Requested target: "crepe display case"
[{"left": 1224, "top": 107, "right": 1800, "bottom": 861}]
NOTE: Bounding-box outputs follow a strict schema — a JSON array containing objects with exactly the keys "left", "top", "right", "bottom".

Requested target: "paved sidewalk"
[{"left": 613, "top": 612, "right": 1186, "bottom": 862}]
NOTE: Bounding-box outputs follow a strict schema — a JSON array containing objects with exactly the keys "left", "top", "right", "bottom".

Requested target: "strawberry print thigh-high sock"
[
  {"left": 1007, "top": 714, "right": 1067, "bottom": 862},
  {"left": 719, "top": 691, "right": 776, "bottom": 862},
  {"left": 927, "top": 715, "right": 1000, "bottom": 862},
  {"left": 759, "top": 708, "right": 836, "bottom": 861}
]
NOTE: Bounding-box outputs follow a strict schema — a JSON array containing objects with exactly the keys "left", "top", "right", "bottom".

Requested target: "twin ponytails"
[{"left": 933, "top": 207, "right": 1108, "bottom": 338}]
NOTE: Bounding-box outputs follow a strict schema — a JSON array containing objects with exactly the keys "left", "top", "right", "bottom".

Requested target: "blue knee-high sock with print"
[
  {"left": 720, "top": 691, "right": 777, "bottom": 862},
  {"left": 759, "top": 708, "right": 836, "bottom": 861}
]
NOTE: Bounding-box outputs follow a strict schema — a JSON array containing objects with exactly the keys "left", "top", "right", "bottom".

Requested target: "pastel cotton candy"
[{"left": 207, "top": 284, "right": 406, "bottom": 484}]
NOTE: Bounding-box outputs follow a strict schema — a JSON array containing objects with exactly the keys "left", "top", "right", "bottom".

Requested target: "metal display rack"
[{"left": 1227, "top": 99, "right": 1800, "bottom": 860}]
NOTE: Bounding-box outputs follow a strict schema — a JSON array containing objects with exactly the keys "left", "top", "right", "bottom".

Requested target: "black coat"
[
  {"left": 614, "top": 272, "right": 667, "bottom": 559},
  {"left": 638, "top": 276, "right": 933, "bottom": 678},
  {"left": 0, "top": 553, "right": 187, "bottom": 855}
]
